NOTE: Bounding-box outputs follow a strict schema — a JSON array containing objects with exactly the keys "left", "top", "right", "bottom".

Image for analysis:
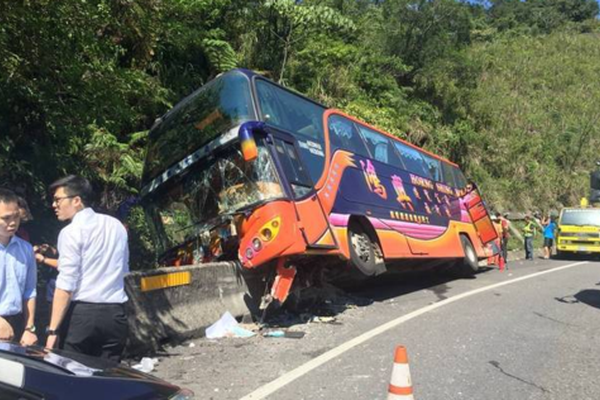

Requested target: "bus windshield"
[
  {"left": 142, "top": 71, "right": 255, "bottom": 185},
  {"left": 560, "top": 209, "right": 600, "bottom": 227},
  {"left": 144, "top": 145, "right": 284, "bottom": 253}
]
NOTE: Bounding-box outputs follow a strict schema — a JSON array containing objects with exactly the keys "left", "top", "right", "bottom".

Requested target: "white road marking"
[{"left": 239, "top": 261, "right": 589, "bottom": 400}]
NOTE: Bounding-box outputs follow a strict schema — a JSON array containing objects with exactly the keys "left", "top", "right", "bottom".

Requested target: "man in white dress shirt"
[{"left": 45, "top": 176, "right": 129, "bottom": 362}]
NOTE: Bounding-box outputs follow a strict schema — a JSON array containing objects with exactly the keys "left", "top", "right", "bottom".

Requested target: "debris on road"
[
  {"left": 206, "top": 311, "right": 257, "bottom": 339},
  {"left": 263, "top": 330, "right": 306, "bottom": 339},
  {"left": 310, "top": 316, "right": 339, "bottom": 324},
  {"left": 132, "top": 357, "right": 159, "bottom": 373}
]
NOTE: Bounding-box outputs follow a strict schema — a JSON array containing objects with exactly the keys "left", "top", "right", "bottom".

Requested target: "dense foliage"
[{"left": 1, "top": 0, "right": 599, "bottom": 268}]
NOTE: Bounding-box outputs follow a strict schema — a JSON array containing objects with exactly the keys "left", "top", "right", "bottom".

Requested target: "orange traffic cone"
[{"left": 388, "top": 346, "right": 414, "bottom": 400}]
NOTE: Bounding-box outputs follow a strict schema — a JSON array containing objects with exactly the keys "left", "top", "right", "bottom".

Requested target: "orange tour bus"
[{"left": 139, "top": 69, "right": 498, "bottom": 311}]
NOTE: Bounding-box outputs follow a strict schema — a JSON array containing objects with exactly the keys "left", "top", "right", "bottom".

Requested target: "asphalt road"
[{"left": 152, "top": 257, "right": 600, "bottom": 400}]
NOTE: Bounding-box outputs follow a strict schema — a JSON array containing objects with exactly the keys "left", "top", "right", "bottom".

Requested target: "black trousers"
[
  {"left": 501, "top": 237, "right": 509, "bottom": 262},
  {"left": 3, "top": 313, "right": 24, "bottom": 341},
  {"left": 59, "top": 301, "right": 128, "bottom": 363}
]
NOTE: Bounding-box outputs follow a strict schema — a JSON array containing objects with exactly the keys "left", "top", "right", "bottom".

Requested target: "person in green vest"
[{"left": 523, "top": 214, "right": 536, "bottom": 260}]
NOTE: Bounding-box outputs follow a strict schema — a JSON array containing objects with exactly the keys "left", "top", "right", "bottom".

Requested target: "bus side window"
[
  {"left": 422, "top": 154, "right": 442, "bottom": 182},
  {"left": 452, "top": 166, "right": 468, "bottom": 188},
  {"left": 441, "top": 162, "right": 457, "bottom": 187},
  {"left": 392, "top": 141, "right": 431, "bottom": 179},
  {"left": 274, "top": 139, "right": 312, "bottom": 199},
  {"left": 358, "top": 126, "right": 405, "bottom": 168},
  {"left": 328, "top": 115, "right": 370, "bottom": 158}
]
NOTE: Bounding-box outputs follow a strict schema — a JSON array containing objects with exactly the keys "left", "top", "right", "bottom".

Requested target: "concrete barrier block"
[{"left": 124, "top": 261, "right": 260, "bottom": 354}]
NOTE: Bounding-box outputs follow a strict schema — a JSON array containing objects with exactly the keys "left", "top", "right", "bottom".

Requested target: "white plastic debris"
[
  {"left": 132, "top": 357, "right": 159, "bottom": 373},
  {"left": 188, "top": 342, "right": 196, "bottom": 348},
  {"left": 206, "top": 312, "right": 238, "bottom": 339},
  {"left": 205, "top": 311, "right": 256, "bottom": 339}
]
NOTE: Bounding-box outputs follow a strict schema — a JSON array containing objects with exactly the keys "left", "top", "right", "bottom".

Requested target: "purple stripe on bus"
[
  {"left": 370, "top": 217, "right": 447, "bottom": 240},
  {"left": 329, "top": 213, "right": 350, "bottom": 227}
]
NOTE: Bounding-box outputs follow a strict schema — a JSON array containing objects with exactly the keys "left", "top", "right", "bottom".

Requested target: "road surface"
[{"left": 152, "top": 257, "right": 600, "bottom": 399}]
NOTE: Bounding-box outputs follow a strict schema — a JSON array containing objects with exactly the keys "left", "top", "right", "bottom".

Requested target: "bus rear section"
[{"left": 556, "top": 207, "right": 600, "bottom": 257}]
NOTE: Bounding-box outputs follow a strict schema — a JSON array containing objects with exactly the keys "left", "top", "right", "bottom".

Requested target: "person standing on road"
[
  {"left": 492, "top": 216, "right": 506, "bottom": 271},
  {"left": 542, "top": 215, "right": 557, "bottom": 259},
  {"left": 45, "top": 176, "right": 129, "bottom": 362},
  {"left": 0, "top": 189, "right": 38, "bottom": 346},
  {"left": 496, "top": 212, "right": 511, "bottom": 264},
  {"left": 523, "top": 214, "right": 536, "bottom": 260}
]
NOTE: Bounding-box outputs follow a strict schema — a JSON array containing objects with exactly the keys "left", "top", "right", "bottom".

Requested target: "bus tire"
[
  {"left": 348, "top": 220, "right": 383, "bottom": 276},
  {"left": 454, "top": 235, "right": 479, "bottom": 277}
]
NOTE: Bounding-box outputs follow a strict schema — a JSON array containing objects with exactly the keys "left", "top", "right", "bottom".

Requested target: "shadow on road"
[
  {"left": 264, "top": 262, "right": 496, "bottom": 328},
  {"left": 574, "top": 289, "right": 600, "bottom": 309},
  {"left": 346, "top": 264, "right": 495, "bottom": 303},
  {"left": 555, "top": 289, "right": 600, "bottom": 310}
]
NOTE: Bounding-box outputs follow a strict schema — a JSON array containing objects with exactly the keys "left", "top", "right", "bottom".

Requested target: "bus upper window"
[
  {"left": 143, "top": 71, "right": 255, "bottom": 185},
  {"left": 328, "top": 115, "right": 370, "bottom": 158},
  {"left": 358, "top": 126, "right": 404, "bottom": 168},
  {"left": 422, "top": 154, "right": 442, "bottom": 182},
  {"left": 255, "top": 79, "right": 326, "bottom": 183},
  {"left": 256, "top": 79, "right": 324, "bottom": 140},
  {"left": 392, "top": 142, "right": 431, "bottom": 178}
]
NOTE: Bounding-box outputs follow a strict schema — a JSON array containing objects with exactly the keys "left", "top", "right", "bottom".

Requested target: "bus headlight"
[
  {"left": 259, "top": 217, "right": 281, "bottom": 242},
  {"left": 245, "top": 248, "right": 254, "bottom": 260},
  {"left": 252, "top": 238, "right": 262, "bottom": 251},
  {"left": 261, "top": 228, "right": 272, "bottom": 241}
]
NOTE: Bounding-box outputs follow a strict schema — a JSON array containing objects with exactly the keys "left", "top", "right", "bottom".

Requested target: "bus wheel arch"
[{"left": 347, "top": 216, "right": 386, "bottom": 276}]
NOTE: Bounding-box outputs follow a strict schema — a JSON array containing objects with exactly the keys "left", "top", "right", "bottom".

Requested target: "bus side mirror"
[{"left": 239, "top": 121, "right": 266, "bottom": 162}]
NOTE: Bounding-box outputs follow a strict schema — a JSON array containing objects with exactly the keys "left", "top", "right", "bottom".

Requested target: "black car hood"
[{"left": 0, "top": 341, "right": 168, "bottom": 383}]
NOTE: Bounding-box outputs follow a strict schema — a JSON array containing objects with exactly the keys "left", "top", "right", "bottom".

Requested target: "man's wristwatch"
[
  {"left": 45, "top": 327, "right": 58, "bottom": 336},
  {"left": 24, "top": 325, "right": 36, "bottom": 333}
]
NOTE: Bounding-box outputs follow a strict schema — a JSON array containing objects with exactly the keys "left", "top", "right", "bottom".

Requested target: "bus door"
[
  {"left": 462, "top": 184, "right": 498, "bottom": 245},
  {"left": 266, "top": 130, "right": 337, "bottom": 249}
]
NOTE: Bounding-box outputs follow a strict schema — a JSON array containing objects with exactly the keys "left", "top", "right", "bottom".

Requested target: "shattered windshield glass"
[{"left": 146, "top": 145, "right": 284, "bottom": 253}]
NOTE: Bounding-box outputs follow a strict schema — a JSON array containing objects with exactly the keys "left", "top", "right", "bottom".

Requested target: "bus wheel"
[
  {"left": 348, "top": 220, "right": 381, "bottom": 276},
  {"left": 454, "top": 235, "right": 478, "bottom": 277}
]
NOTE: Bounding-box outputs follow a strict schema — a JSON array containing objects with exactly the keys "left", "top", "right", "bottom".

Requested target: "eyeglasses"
[{"left": 52, "top": 196, "right": 75, "bottom": 206}]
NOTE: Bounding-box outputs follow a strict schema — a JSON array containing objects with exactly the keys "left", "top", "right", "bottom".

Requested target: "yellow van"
[{"left": 556, "top": 207, "right": 600, "bottom": 256}]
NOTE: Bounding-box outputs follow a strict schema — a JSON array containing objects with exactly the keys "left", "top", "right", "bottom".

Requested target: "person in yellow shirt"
[{"left": 523, "top": 215, "right": 536, "bottom": 260}]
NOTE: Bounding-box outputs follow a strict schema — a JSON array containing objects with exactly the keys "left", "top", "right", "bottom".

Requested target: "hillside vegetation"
[
  {"left": 466, "top": 31, "right": 600, "bottom": 210},
  {"left": 1, "top": 0, "right": 599, "bottom": 267}
]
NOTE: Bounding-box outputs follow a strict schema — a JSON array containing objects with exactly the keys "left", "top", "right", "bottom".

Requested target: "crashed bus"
[{"left": 139, "top": 69, "right": 497, "bottom": 312}]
